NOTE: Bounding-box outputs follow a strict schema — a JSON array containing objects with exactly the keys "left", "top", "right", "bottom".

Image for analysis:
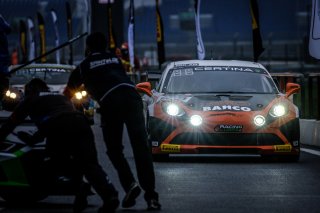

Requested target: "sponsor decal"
[
  {"left": 39, "top": 92, "right": 63, "bottom": 96},
  {"left": 273, "top": 144, "right": 292, "bottom": 152},
  {"left": 174, "top": 63, "right": 199, "bottom": 67},
  {"left": 161, "top": 144, "right": 181, "bottom": 152},
  {"left": 90, "top": 57, "right": 119, "bottom": 69},
  {"left": 194, "top": 66, "right": 255, "bottom": 72},
  {"left": 214, "top": 124, "right": 243, "bottom": 132},
  {"left": 18, "top": 67, "right": 68, "bottom": 73},
  {"left": 203, "top": 105, "right": 251, "bottom": 111},
  {"left": 171, "top": 66, "right": 267, "bottom": 74}
]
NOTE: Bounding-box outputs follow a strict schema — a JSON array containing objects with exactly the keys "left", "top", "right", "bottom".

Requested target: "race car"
[
  {"left": 2, "top": 63, "right": 95, "bottom": 124},
  {"left": 136, "top": 60, "right": 301, "bottom": 161}
]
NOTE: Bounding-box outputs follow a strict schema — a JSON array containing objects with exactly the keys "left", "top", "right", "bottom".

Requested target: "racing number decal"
[
  {"left": 161, "top": 144, "right": 181, "bottom": 153},
  {"left": 173, "top": 68, "right": 194, "bottom": 76},
  {"left": 273, "top": 145, "right": 292, "bottom": 152}
]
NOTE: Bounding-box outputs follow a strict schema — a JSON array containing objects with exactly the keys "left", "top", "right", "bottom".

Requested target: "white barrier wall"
[{"left": 300, "top": 119, "right": 320, "bottom": 147}]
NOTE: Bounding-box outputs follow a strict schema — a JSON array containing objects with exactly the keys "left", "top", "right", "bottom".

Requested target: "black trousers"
[
  {"left": 99, "top": 86, "right": 158, "bottom": 201},
  {"left": 0, "top": 75, "right": 9, "bottom": 101},
  {"left": 43, "top": 113, "right": 118, "bottom": 201}
]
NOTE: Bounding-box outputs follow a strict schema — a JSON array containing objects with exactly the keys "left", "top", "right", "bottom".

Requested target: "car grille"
[
  {"left": 149, "top": 118, "right": 176, "bottom": 142},
  {"left": 170, "top": 133, "right": 284, "bottom": 146}
]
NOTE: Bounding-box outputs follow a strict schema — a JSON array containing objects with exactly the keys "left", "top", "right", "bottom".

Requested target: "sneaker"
[
  {"left": 98, "top": 197, "right": 120, "bottom": 213},
  {"left": 122, "top": 182, "right": 141, "bottom": 208},
  {"left": 147, "top": 199, "right": 161, "bottom": 211}
]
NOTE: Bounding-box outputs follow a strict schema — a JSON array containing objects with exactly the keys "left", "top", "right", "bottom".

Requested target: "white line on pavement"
[{"left": 301, "top": 148, "right": 320, "bottom": 156}]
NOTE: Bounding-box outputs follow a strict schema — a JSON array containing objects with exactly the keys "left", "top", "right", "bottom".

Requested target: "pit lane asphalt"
[{"left": 0, "top": 114, "right": 320, "bottom": 212}]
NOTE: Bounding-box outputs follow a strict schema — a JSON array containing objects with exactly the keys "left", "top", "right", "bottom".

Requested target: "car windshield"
[
  {"left": 163, "top": 66, "right": 278, "bottom": 94},
  {"left": 10, "top": 68, "right": 71, "bottom": 85}
]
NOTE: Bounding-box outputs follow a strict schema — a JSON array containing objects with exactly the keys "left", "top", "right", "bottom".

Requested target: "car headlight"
[
  {"left": 74, "top": 90, "right": 87, "bottom": 100},
  {"left": 254, "top": 115, "right": 266, "bottom": 127},
  {"left": 162, "top": 102, "right": 185, "bottom": 117},
  {"left": 190, "top": 115, "right": 203, "bottom": 126},
  {"left": 166, "top": 104, "right": 179, "bottom": 116},
  {"left": 2, "top": 89, "right": 22, "bottom": 111},
  {"left": 5, "top": 90, "right": 18, "bottom": 99},
  {"left": 81, "top": 90, "right": 87, "bottom": 97},
  {"left": 269, "top": 104, "right": 287, "bottom": 117}
]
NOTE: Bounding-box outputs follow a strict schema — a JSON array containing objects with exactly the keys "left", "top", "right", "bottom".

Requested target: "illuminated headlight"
[
  {"left": 81, "top": 91, "right": 87, "bottom": 97},
  {"left": 74, "top": 91, "right": 87, "bottom": 100},
  {"left": 163, "top": 102, "right": 185, "bottom": 117},
  {"left": 270, "top": 104, "right": 286, "bottom": 117},
  {"left": 5, "top": 90, "right": 17, "bottom": 99},
  {"left": 254, "top": 115, "right": 266, "bottom": 126},
  {"left": 166, "top": 103, "right": 180, "bottom": 116},
  {"left": 190, "top": 115, "right": 203, "bottom": 126}
]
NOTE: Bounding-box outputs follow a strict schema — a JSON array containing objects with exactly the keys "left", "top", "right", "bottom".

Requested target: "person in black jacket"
[
  {"left": 0, "top": 78, "right": 119, "bottom": 213},
  {"left": 64, "top": 32, "right": 161, "bottom": 211},
  {"left": 0, "top": 14, "right": 11, "bottom": 108}
]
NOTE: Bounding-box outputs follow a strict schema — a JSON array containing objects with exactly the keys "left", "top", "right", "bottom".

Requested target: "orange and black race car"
[{"left": 136, "top": 60, "right": 301, "bottom": 161}]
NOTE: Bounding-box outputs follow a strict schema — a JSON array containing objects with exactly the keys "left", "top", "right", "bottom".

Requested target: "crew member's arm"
[{"left": 63, "top": 66, "right": 83, "bottom": 99}]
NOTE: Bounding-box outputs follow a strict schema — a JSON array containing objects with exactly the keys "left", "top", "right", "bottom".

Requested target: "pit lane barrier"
[
  {"left": 300, "top": 119, "right": 320, "bottom": 147},
  {"left": 271, "top": 72, "right": 320, "bottom": 148}
]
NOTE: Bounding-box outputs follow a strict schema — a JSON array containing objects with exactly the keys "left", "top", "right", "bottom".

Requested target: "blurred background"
[
  {"left": 0, "top": 0, "right": 316, "bottom": 68},
  {"left": 1, "top": 0, "right": 320, "bottom": 119}
]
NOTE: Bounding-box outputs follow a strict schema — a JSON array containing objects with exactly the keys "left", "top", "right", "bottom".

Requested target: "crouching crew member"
[{"left": 0, "top": 78, "right": 119, "bottom": 213}]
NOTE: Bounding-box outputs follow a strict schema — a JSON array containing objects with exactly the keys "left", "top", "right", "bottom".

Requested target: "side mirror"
[
  {"left": 136, "top": 82, "right": 152, "bottom": 97},
  {"left": 285, "top": 82, "right": 300, "bottom": 98}
]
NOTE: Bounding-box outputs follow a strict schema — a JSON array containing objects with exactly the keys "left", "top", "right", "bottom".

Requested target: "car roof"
[
  {"left": 9, "top": 63, "right": 76, "bottom": 74},
  {"left": 161, "top": 59, "right": 268, "bottom": 82},
  {"left": 158, "top": 60, "right": 272, "bottom": 93},
  {"left": 164, "top": 59, "right": 265, "bottom": 71}
]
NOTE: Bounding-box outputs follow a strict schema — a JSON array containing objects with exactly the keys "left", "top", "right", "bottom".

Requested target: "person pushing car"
[
  {"left": 63, "top": 32, "right": 161, "bottom": 211},
  {"left": 0, "top": 78, "right": 119, "bottom": 213}
]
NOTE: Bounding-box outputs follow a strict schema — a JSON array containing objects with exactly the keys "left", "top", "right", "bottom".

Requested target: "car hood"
[
  {"left": 48, "top": 84, "right": 66, "bottom": 94},
  {"left": 160, "top": 93, "right": 280, "bottom": 112}
]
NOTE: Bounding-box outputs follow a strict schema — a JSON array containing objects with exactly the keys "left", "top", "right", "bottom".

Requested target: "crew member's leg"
[
  {"left": 71, "top": 116, "right": 119, "bottom": 212},
  {"left": 48, "top": 115, "right": 119, "bottom": 212},
  {"left": 100, "top": 106, "right": 136, "bottom": 191},
  {"left": 124, "top": 91, "right": 159, "bottom": 204}
]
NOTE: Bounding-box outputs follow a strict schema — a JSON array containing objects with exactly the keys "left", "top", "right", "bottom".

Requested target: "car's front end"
[
  {"left": 149, "top": 94, "right": 300, "bottom": 158},
  {"left": 3, "top": 64, "right": 95, "bottom": 123},
  {"left": 143, "top": 60, "right": 300, "bottom": 161}
]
